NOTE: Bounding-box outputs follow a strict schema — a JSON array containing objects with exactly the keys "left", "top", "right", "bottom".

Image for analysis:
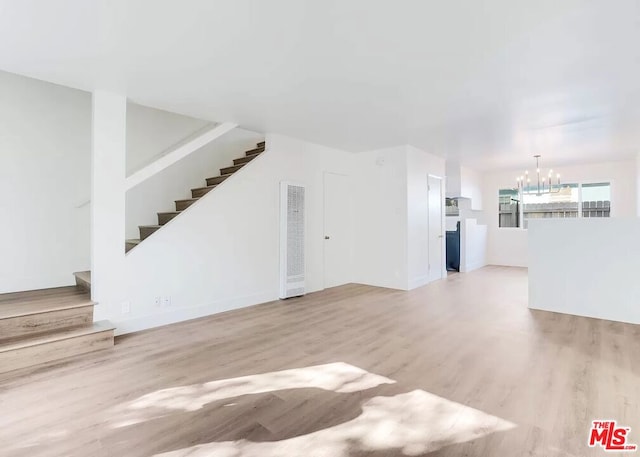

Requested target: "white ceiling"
[{"left": 0, "top": 0, "right": 639, "bottom": 170}]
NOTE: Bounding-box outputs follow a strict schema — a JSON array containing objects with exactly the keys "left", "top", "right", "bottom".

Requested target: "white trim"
[
  {"left": 460, "top": 260, "right": 486, "bottom": 273},
  {"left": 427, "top": 174, "right": 445, "bottom": 282},
  {"left": 125, "top": 121, "right": 237, "bottom": 191},
  {"left": 113, "top": 291, "right": 275, "bottom": 335},
  {"left": 408, "top": 274, "right": 429, "bottom": 290}
]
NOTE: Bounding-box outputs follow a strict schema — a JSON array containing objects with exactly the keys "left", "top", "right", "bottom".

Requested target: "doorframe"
[{"left": 427, "top": 174, "right": 446, "bottom": 282}]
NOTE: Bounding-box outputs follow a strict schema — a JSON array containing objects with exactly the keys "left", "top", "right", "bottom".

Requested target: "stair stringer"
[{"left": 125, "top": 128, "right": 264, "bottom": 241}]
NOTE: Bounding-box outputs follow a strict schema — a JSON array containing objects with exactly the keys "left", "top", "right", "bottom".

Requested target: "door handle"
[{"left": 324, "top": 236, "right": 330, "bottom": 240}]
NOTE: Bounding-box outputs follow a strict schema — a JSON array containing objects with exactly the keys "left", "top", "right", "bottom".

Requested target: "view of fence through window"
[
  {"left": 499, "top": 189, "right": 520, "bottom": 228},
  {"left": 498, "top": 182, "right": 611, "bottom": 228},
  {"left": 582, "top": 182, "right": 611, "bottom": 218},
  {"left": 523, "top": 183, "right": 579, "bottom": 228}
]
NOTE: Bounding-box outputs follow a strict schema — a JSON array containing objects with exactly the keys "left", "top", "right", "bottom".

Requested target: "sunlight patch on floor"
[
  {"left": 109, "top": 362, "right": 395, "bottom": 427},
  {"left": 153, "top": 389, "right": 516, "bottom": 457}
]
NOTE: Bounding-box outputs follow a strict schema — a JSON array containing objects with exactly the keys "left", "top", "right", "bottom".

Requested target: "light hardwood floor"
[{"left": 1, "top": 266, "right": 639, "bottom": 456}]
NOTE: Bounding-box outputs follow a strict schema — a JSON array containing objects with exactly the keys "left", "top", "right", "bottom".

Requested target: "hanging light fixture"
[{"left": 516, "top": 155, "right": 561, "bottom": 196}]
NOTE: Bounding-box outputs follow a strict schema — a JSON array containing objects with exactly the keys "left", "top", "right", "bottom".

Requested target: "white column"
[{"left": 91, "top": 91, "right": 126, "bottom": 320}]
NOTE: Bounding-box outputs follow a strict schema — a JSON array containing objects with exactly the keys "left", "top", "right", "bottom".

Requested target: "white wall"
[
  {"left": 352, "top": 145, "right": 445, "bottom": 291},
  {"left": 445, "top": 161, "right": 483, "bottom": 211},
  {"left": 91, "top": 92, "right": 127, "bottom": 321},
  {"left": 109, "top": 138, "right": 447, "bottom": 333},
  {"left": 460, "top": 166, "right": 483, "bottom": 211},
  {"left": 125, "top": 125, "right": 263, "bottom": 239},
  {"left": 446, "top": 217, "right": 460, "bottom": 232},
  {"left": 529, "top": 218, "right": 640, "bottom": 324},
  {"left": 126, "top": 103, "right": 211, "bottom": 176},
  {"left": 0, "top": 74, "right": 237, "bottom": 293},
  {"left": 0, "top": 71, "right": 91, "bottom": 293},
  {"left": 351, "top": 146, "right": 408, "bottom": 290},
  {"left": 483, "top": 159, "right": 637, "bottom": 267},
  {"left": 445, "top": 160, "right": 461, "bottom": 198},
  {"left": 460, "top": 218, "right": 487, "bottom": 273},
  {"left": 110, "top": 134, "right": 353, "bottom": 333},
  {"left": 406, "top": 145, "right": 446, "bottom": 289}
]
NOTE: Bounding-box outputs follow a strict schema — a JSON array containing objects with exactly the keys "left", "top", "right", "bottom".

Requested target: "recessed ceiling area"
[{"left": 0, "top": 0, "right": 638, "bottom": 169}]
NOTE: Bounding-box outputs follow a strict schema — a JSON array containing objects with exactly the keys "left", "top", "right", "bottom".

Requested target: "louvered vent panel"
[{"left": 280, "top": 182, "right": 305, "bottom": 298}]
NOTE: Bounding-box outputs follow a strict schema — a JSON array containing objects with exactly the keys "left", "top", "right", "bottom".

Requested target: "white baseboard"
[
  {"left": 460, "top": 260, "right": 487, "bottom": 273},
  {"left": 407, "top": 275, "right": 429, "bottom": 290},
  {"left": 111, "top": 291, "right": 276, "bottom": 335}
]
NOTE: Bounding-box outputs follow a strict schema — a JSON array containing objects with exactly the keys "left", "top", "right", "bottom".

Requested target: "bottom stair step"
[
  {"left": 125, "top": 239, "right": 141, "bottom": 253},
  {"left": 0, "top": 320, "right": 115, "bottom": 374},
  {"left": 73, "top": 270, "right": 91, "bottom": 293}
]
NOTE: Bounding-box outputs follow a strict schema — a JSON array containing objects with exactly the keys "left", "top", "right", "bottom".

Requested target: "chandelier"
[{"left": 516, "top": 155, "right": 561, "bottom": 196}]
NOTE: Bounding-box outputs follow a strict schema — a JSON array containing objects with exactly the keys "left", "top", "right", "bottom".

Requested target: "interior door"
[
  {"left": 324, "top": 172, "right": 351, "bottom": 288},
  {"left": 428, "top": 175, "right": 443, "bottom": 282}
]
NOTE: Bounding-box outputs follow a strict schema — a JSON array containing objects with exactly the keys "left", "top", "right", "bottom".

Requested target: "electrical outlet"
[
  {"left": 121, "top": 301, "right": 131, "bottom": 314},
  {"left": 155, "top": 296, "right": 162, "bottom": 307},
  {"left": 163, "top": 296, "right": 171, "bottom": 307}
]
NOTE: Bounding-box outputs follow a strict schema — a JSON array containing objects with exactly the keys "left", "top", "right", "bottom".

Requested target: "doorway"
[
  {"left": 323, "top": 172, "right": 351, "bottom": 288},
  {"left": 428, "top": 175, "right": 444, "bottom": 282}
]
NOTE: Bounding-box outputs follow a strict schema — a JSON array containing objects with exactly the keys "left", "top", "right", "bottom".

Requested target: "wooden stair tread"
[
  {"left": 0, "top": 321, "right": 114, "bottom": 352},
  {"left": 220, "top": 163, "right": 246, "bottom": 174},
  {"left": 191, "top": 185, "right": 218, "bottom": 198},
  {"left": 191, "top": 185, "right": 217, "bottom": 192},
  {"left": 234, "top": 153, "right": 260, "bottom": 165},
  {"left": 205, "top": 173, "right": 232, "bottom": 184},
  {"left": 0, "top": 287, "right": 93, "bottom": 320},
  {"left": 175, "top": 198, "right": 199, "bottom": 203},
  {"left": 157, "top": 211, "right": 182, "bottom": 225},
  {"left": 126, "top": 239, "right": 141, "bottom": 245},
  {"left": 192, "top": 185, "right": 217, "bottom": 191},
  {"left": 139, "top": 225, "right": 162, "bottom": 229}
]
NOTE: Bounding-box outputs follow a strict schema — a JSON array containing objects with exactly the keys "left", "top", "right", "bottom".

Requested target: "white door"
[
  {"left": 428, "top": 175, "right": 443, "bottom": 282},
  {"left": 324, "top": 172, "right": 351, "bottom": 288}
]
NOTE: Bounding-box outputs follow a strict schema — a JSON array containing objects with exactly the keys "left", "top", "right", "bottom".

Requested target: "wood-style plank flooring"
[
  {"left": 1, "top": 266, "right": 639, "bottom": 456},
  {"left": 0, "top": 286, "right": 92, "bottom": 319}
]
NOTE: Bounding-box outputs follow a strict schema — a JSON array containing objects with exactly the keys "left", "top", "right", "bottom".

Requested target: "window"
[
  {"left": 498, "top": 182, "right": 611, "bottom": 229},
  {"left": 523, "top": 183, "right": 579, "bottom": 229},
  {"left": 498, "top": 189, "right": 520, "bottom": 227},
  {"left": 446, "top": 198, "right": 459, "bottom": 217},
  {"left": 581, "top": 182, "right": 611, "bottom": 217}
]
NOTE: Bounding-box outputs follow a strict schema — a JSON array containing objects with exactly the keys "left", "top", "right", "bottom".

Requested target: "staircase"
[
  {"left": 126, "top": 140, "right": 265, "bottom": 253},
  {"left": 0, "top": 277, "right": 114, "bottom": 375}
]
